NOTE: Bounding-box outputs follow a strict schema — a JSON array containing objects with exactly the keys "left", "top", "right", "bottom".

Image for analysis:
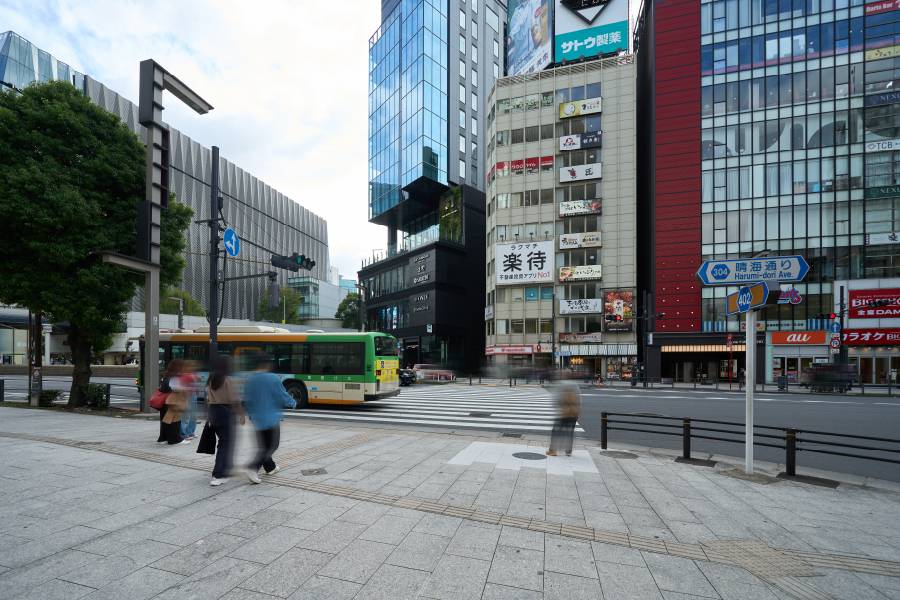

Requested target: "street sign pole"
[{"left": 745, "top": 309, "right": 756, "bottom": 474}]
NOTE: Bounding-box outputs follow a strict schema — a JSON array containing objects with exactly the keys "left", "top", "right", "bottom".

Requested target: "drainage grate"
[
  {"left": 501, "top": 432, "right": 522, "bottom": 438},
  {"left": 469, "top": 412, "right": 492, "bottom": 418},
  {"left": 600, "top": 451, "right": 638, "bottom": 459},
  {"left": 512, "top": 452, "right": 547, "bottom": 461},
  {"left": 300, "top": 468, "right": 328, "bottom": 476}
]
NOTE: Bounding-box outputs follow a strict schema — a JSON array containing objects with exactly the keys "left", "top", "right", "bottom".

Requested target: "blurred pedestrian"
[
  {"left": 242, "top": 352, "right": 296, "bottom": 483},
  {"left": 156, "top": 360, "right": 183, "bottom": 443},
  {"left": 161, "top": 363, "right": 192, "bottom": 445},
  {"left": 180, "top": 361, "right": 201, "bottom": 440},
  {"left": 547, "top": 373, "right": 581, "bottom": 457},
  {"left": 205, "top": 356, "right": 243, "bottom": 486}
]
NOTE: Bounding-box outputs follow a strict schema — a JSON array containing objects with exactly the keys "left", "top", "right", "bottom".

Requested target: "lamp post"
[{"left": 167, "top": 297, "right": 184, "bottom": 330}]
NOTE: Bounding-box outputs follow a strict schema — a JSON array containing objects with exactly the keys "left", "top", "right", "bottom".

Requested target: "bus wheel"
[{"left": 285, "top": 382, "right": 309, "bottom": 409}]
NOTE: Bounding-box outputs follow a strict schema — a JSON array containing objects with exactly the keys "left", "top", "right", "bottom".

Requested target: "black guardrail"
[{"left": 600, "top": 411, "right": 900, "bottom": 477}]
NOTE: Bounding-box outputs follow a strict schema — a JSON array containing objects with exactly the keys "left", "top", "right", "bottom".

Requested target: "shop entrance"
[{"left": 858, "top": 355, "right": 900, "bottom": 384}]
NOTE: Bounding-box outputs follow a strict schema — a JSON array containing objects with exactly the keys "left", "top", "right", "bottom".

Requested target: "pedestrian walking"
[
  {"left": 546, "top": 372, "right": 581, "bottom": 457},
  {"left": 156, "top": 360, "right": 183, "bottom": 443},
  {"left": 161, "top": 366, "right": 192, "bottom": 445},
  {"left": 180, "top": 361, "right": 200, "bottom": 440},
  {"left": 242, "top": 352, "right": 296, "bottom": 483},
  {"left": 204, "top": 356, "right": 243, "bottom": 486}
]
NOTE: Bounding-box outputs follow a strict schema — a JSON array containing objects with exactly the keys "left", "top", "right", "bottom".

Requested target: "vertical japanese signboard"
[{"left": 495, "top": 240, "right": 554, "bottom": 285}]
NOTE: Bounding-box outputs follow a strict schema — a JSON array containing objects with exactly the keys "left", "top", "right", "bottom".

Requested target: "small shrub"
[
  {"left": 85, "top": 384, "right": 109, "bottom": 409},
  {"left": 38, "top": 390, "right": 61, "bottom": 407}
]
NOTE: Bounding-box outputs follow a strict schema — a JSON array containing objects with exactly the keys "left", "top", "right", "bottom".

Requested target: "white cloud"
[{"left": 1, "top": 0, "right": 386, "bottom": 278}]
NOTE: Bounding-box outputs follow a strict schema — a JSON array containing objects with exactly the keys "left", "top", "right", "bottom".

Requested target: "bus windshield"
[{"left": 374, "top": 336, "right": 398, "bottom": 356}]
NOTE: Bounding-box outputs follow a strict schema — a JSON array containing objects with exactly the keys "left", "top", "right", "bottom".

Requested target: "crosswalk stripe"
[{"left": 286, "top": 411, "right": 584, "bottom": 432}]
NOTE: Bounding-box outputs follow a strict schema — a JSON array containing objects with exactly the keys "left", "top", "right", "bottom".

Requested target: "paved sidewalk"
[{"left": 0, "top": 407, "right": 898, "bottom": 600}]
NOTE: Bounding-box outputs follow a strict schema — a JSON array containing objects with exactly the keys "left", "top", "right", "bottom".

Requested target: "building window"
[
  {"left": 459, "top": 9, "right": 465, "bottom": 28},
  {"left": 460, "top": 134, "right": 466, "bottom": 153},
  {"left": 472, "top": 0, "right": 477, "bottom": 13},
  {"left": 460, "top": 35, "right": 466, "bottom": 54},
  {"left": 471, "top": 20, "right": 477, "bottom": 39},
  {"left": 471, "top": 116, "right": 477, "bottom": 131},
  {"left": 459, "top": 109, "right": 466, "bottom": 128},
  {"left": 459, "top": 59, "right": 466, "bottom": 78},
  {"left": 472, "top": 92, "right": 478, "bottom": 110},
  {"left": 493, "top": 63, "right": 499, "bottom": 79},
  {"left": 471, "top": 68, "right": 477, "bottom": 86},
  {"left": 493, "top": 39, "right": 500, "bottom": 57},
  {"left": 459, "top": 160, "right": 466, "bottom": 179},
  {"left": 460, "top": 84, "right": 466, "bottom": 103},
  {"left": 486, "top": 6, "right": 499, "bottom": 33},
  {"left": 472, "top": 45, "right": 478, "bottom": 64}
]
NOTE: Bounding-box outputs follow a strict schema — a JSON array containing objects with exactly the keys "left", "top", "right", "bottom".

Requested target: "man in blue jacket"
[{"left": 243, "top": 353, "right": 297, "bottom": 483}]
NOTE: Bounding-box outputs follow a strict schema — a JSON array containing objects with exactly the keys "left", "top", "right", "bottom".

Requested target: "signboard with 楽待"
[{"left": 495, "top": 240, "right": 554, "bottom": 285}]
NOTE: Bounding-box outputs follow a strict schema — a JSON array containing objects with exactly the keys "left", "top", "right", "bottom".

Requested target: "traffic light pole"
[
  {"left": 208, "top": 146, "right": 220, "bottom": 359},
  {"left": 838, "top": 284, "right": 848, "bottom": 365}
]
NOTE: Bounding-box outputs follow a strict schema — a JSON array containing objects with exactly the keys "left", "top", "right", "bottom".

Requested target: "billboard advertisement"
[
  {"left": 560, "top": 298, "right": 603, "bottom": 314},
  {"left": 849, "top": 288, "right": 900, "bottom": 318},
  {"left": 559, "top": 265, "right": 602, "bottom": 281},
  {"left": 554, "top": 0, "right": 629, "bottom": 63},
  {"left": 559, "top": 232, "right": 601, "bottom": 249},
  {"left": 559, "top": 162, "right": 601, "bottom": 183},
  {"left": 559, "top": 332, "right": 602, "bottom": 343},
  {"left": 603, "top": 290, "right": 634, "bottom": 332},
  {"left": 771, "top": 331, "right": 828, "bottom": 345},
  {"left": 559, "top": 131, "right": 602, "bottom": 151},
  {"left": 507, "top": 0, "right": 553, "bottom": 76},
  {"left": 495, "top": 240, "right": 554, "bottom": 285},
  {"left": 559, "top": 199, "right": 602, "bottom": 217},
  {"left": 842, "top": 328, "right": 900, "bottom": 346},
  {"left": 559, "top": 97, "right": 602, "bottom": 119}
]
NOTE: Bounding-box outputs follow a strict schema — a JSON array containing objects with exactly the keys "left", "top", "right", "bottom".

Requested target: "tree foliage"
[
  {"left": 160, "top": 287, "right": 205, "bottom": 317},
  {"left": 256, "top": 287, "right": 304, "bottom": 324},
  {"left": 0, "top": 81, "right": 192, "bottom": 405},
  {"left": 335, "top": 292, "right": 361, "bottom": 330}
]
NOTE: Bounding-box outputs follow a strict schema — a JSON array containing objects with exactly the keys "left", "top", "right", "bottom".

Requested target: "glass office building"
[{"left": 0, "top": 31, "right": 85, "bottom": 91}]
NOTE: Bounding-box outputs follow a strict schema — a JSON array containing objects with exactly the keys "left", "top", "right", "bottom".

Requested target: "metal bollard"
[
  {"left": 682, "top": 418, "right": 692, "bottom": 461},
  {"left": 785, "top": 428, "right": 797, "bottom": 476},
  {"left": 105, "top": 383, "right": 111, "bottom": 407},
  {"left": 600, "top": 412, "right": 608, "bottom": 450},
  {"left": 0, "top": 379, "right": 4, "bottom": 402},
  {"left": 469, "top": 376, "right": 472, "bottom": 386}
]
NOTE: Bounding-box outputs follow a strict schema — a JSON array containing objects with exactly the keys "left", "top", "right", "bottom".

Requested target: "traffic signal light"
[
  {"left": 812, "top": 313, "right": 838, "bottom": 320},
  {"left": 604, "top": 314, "right": 624, "bottom": 323},
  {"left": 270, "top": 253, "right": 316, "bottom": 272}
]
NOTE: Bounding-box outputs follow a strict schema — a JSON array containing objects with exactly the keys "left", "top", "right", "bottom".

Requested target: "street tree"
[
  {"left": 335, "top": 293, "right": 360, "bottom": 330},
  {"left": 0, "top": 81, "right": 191, "bottom": 406},
  {"left": 159, "top": 287, "right": 205, "bottom": 317},
  {"left": 256, "top": 287, "right": 303, "bottom": 324}
]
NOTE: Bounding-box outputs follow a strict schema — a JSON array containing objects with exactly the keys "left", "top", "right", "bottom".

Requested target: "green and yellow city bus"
[{"left": 156, "top": 328, "right": 400, "bottom": 406}]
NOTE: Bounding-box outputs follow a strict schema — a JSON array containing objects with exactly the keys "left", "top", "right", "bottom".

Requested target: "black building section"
[
  {"left": 646, "top": 331, "right": 764, "bottom": 384},
  {"left": 359, "top": 185, "right": 486, "bottom": 374}
]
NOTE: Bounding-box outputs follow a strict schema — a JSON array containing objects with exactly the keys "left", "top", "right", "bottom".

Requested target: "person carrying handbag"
[
  {"left": 161, "top": 367, "right": 192, "bottom": 445},
  {"left": 155, "top": 360, "right": 183, "bottom": 443}
]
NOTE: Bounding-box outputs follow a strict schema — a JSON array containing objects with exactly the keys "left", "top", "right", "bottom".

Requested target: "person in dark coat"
[
  {"left": 157, "top": 360, "right": 183, "bottom": 443},
  {"left": 205, "top": 356, "right": 243, "bottom": 486}
]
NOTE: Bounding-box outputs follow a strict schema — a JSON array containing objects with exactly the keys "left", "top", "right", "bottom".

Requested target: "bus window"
[
  {"left": 375, "top": 336, "right": 398, "bottom": 356},
  {"left": 171, "top": 343, "right": 207, "bottom": 363},
  {"left": 290, "top": 343, "right": 309, "bottom": 373},
  {"left": 309, "top": 342, "right": 364, "bottom": 376}
]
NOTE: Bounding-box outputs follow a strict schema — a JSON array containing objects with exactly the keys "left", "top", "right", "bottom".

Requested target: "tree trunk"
[{"left": 68, "top": 324, "right": 92, "bottom": 407}]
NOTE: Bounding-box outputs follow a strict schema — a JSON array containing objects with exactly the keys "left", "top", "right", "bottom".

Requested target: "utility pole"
[
  {"left": 208, "top": 146, "right": 220, "bottom": 358},
  {"left": 551, "top": 291, "right": 557, "bottom": 368},
  {"left": 838, "top": 284, "right": 848, "bottom": 365},
  {"left": 167, "top": 296, "right": 184, "bottom": 329}
]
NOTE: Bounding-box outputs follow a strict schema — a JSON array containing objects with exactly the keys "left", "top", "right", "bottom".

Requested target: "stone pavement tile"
[
  {"left": 0, "top": 524, "right": 105, "bottom": 569},
  {"left": 75, "top": 520, "right": 174, "bottom": 556},
  {"left": 285, "top": 575, "right": 361, "bottom": 600},
  {"left": 220, "top": 589, "right": 283, "bottom": 600},
  {"left": 660, "top": 592, "right": 725, "bottom": 600},
  {"left": 214, "top": 493, "right": 285, "bottom": 520},
  {"left": 420, "top": 554, "right": 490, "bottom": 600},
  {"left": 592, "top": 541, "right": 646, "bottom": 567},
  {"left": 359, "top": 513, "right": 420, "bottom": 545},
  {"left": 544, "top": 571, "right": 603, "bottom": 600},
  {"left": 118, "top": 538, "right": 180, "bottom": 566},
  {"left": 86, "top": 502, "right": 172, "bottom": 532},
  {"left": 386, "top": 531, "right": 450, "bottom": 571},
  {"left": 446, "top": 522, "right": 502, "bottom": 561},
  {"left": 481, "top": 582, "right": 544, "bottom": 599},
  {"left": 239, "top": 548, "right": 332, "bottom": 597},
  {"left": 1, "top": 513, "right": 79, "bottom": 540},
  {"left": 297, "top": 520, "right": 367, "bottom": 554},
  {"left": 354, "top": 564, "right": 429, "bottom": 600},
  {"left": 506, "top": 501, "right": 547, "bottom": 520},
  {"left": 0, "top": 549, "right": 95, "bottom": 599},
  {"left": 487, "top": 545, "right": 544, "bottom": 592},
  {"left": 414, "top": 513, "right": 463, "bottom": 538},
  {"left": 596, "top": 560, "right": 664, "bottom": 600},
  {"left": 317, "top": 539, "right": 394, "bottom": 584},
  {"left": 695, "top": 563, "right": 779, "bottom": 600},
  {"left": 220, "top": 508, "right": 296, "bottom": 539},
  {"left": 150, "top": 514, "right": 238, "bottom": 546},
  {"left": 585, "top": 510, "right": 629, "bottom": 533},
  {"left": 334, "top": 500, "right": 390, "bottom": 525},
  {"left": 641, "top": 553, "right": 719, "bottom": 599},
  {"left": 499, "top": 526, "right": 544, "bottom": 551},
  {"left": 13, "top": 578, "right": 94, "bottom": 600},
  {"left": 856, "top": 572, "right": 900, "bottom": 597},
  {"left": 152, "top": 531, "right": 246, "bottom": 575},
  {"left": 270, "top": 490, "right": 324, "bottom": 514},
  {"left": 803, "top": 567, "right": 896, "bottom": 600},
  {"left": 59, "top": 555, "right": 144, "bottom": 588},
  {"left": 79, "top": 566, "right": 184, "bottom": 600},
  {"left": 544, "top": 534, "right": 599, "bottom": 579},
  {"left": 284, "top": 504, "right": 349, "bottom": 530},
  {"left": 666, "top": 521, "right": 719, "bottom": 545},
  {"left": 228, "top": 525, "right": 314, "bottom": 564},
  {"left": 153, "top": 556, "right": 262, "bottom": 600}
]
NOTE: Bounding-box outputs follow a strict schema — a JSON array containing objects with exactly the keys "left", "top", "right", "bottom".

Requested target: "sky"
[{"left": 0, "top": 0, "right": 384, "bottom": 279}]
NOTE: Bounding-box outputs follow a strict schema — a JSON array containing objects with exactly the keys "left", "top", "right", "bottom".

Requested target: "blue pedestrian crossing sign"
[
  {"left": 223, "top": 227, "right": 240, "bottom": 257},
  {"left": 696, "top": 255, "right": 809, "bottom": 286}
]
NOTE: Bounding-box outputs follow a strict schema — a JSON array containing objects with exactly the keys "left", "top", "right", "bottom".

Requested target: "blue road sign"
[
  {"left": 726, "top": 281, "right": 770, "bottom": 315},
  {"left": 697, "top": 255, "right": 809, "bottom": 286},
  {"left": 831, "top": 321, "right": 842, "bottom": 334},
  {"left": 223, "top": 227, "right": 240, "bottom": 257}
]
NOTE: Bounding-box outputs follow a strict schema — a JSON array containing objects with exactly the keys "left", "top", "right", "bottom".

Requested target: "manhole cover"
[
  {"left": 600, "top": 451, "right": 638, "bottom": 459},
  {"left": 502, "top": 432, "right": 522, "bottom": 438},
  {"left": 300, "top": 468, "right": 327, "bottom": 476},
  {"left": 512, "top": 452, "right": 547, "bottom": 461},
  {"left": 469, "top": 412, "right": 492, "bottom": 418}
]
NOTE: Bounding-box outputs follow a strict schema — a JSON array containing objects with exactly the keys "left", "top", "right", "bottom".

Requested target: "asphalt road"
[
  {"left": 579, "top": 386, "right": 900, "bottom": 482},
  {"left": 3, "top": 374, "right": 898, "bottom": 482}
]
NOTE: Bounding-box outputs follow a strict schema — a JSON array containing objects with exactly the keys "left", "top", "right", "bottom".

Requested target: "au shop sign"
[{"left": 559, "top": 162, "right": 601, "bottom": 183}]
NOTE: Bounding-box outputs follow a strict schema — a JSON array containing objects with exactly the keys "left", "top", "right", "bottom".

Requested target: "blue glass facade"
[
  {"left": 698, "top": 0, "right": 900, "bottom": 332},
  {"left": 368, "top": 0, "right": 449, "bottom": 221},
  {"left": 0, "top": 31, "right": 84, "bottom": 92}
]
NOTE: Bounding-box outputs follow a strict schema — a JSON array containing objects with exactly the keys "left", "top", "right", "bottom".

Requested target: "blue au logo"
[{"left": 711, "top": 264, "right": 730, "bottom": 280}]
